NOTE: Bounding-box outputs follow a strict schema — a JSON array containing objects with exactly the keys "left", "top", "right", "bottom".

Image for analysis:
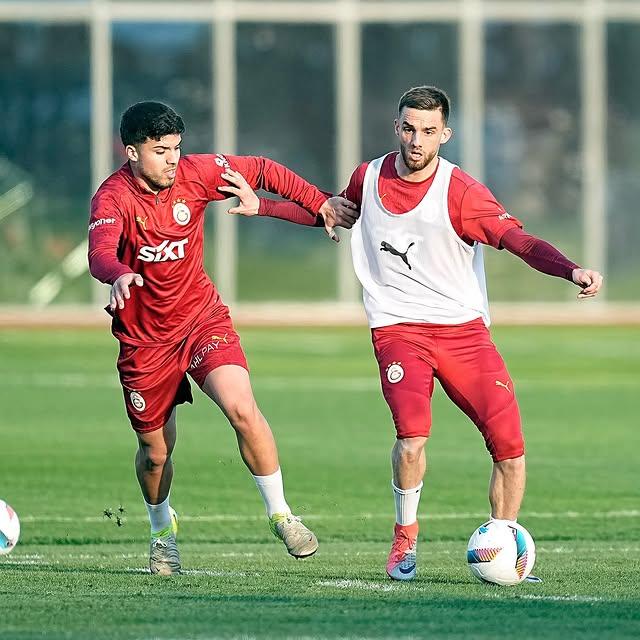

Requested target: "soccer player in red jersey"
[
  {"left": 88, "top": 102, "right": 358, "bottom": 575},
  {"left": 224, "top": 86, "right": 603, "bottom": 581}
]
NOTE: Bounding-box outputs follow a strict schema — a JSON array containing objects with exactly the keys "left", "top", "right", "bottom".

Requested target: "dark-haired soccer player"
[
  {"left": 224, "top": 86, "right": 603, "bottom": 581},
  {"left": 88, "top": 101, "right": 357, "bottom": 575}
]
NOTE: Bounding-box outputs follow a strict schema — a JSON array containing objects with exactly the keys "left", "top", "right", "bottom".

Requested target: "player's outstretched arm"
[
  {"left": 457, "top": 176, "right": 604, "bottom": 300},
  {"left": 219, "top": 168, "right": 358, "bottom": 242},
  {"left": 110, "top": 273, "right": 144, "bottom": 311},
  {"left": 500, "top": 228, "right": 603, "bottom": 299}
]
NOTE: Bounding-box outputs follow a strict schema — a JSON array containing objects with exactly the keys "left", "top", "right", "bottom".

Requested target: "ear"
[
  {"left": 440, "top": 127, "right": 453, "bottom": 145},
  {"left": 394, "top": 118, "right": 400, "bottom": 139},
  {"left": 125, "top": 145, "right": 138, "bottom": 162}
]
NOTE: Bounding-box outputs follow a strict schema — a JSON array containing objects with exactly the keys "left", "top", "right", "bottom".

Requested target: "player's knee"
[
  {"left": 394, "top": 436, "right": 427, "bottom": 466},
  {"left": 225, "top": 398, "right": 261, "bottom": 434},
  {"left": 489, "top": 432, "right": 525, "bottom": 463},
  {"left": 480, "top": 407, "right": 524, "bottom": 462},
  {"left": 493, "top": 454, "right": 525, "bottom": 471},
  {"left": 392, "top": 405, "right": 431, "bottom": 440},
  {"left": 139, "top": 445, "right": 170, "bottom": 471}
]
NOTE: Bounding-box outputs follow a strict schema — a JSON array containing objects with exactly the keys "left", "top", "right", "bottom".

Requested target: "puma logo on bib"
[{"left": 380, "top": 241, "right": 415, "bottom": 270}]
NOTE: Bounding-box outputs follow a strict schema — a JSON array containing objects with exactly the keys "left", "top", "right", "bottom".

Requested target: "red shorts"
[
  {"left": 372, "top": 318, "right": 524, "bottom": 462},
  {"left": 117, "top": 304, "right": 248, "bottom": 433}
]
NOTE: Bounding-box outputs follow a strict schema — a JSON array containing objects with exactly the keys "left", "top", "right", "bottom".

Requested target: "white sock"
[
  {"left": 145, "top": 494, "right": 171, "bottom": 535},
  {"left": 393, "top": 481, "right": 423, "bottom": 526},
  {"left": 253, "top": 468, "right": 290, "bottom": 518},
  {"left": 490, "top": 517, "right": 517, "bottom": 524}
]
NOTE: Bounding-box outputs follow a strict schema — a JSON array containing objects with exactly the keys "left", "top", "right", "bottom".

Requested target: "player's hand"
[
  {"left": 319, "top": 197, "right": 359, "bottom": 243},
  {"left": 218, "top": 169, "right": 259, "bottom": 216},
  {"left": 327, "top": 196, "right": 359, "bottom": 229},
  {"left": 572, "top": 268, "right": 603, "bottom": 299},
  {"left": 110, "top": 273, "right": 143, "bottom": 311}
]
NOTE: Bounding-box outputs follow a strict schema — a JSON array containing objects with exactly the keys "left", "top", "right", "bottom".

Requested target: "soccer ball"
[
  {"left": 467, "top": 520, "right": 535, "bottom": 585},
  {"left": 0, "top": 499, "right": 20, "bottom": 555}
]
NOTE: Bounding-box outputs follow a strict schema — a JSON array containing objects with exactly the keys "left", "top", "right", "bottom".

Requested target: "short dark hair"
[
  {"left": 119, "top": 101, "right": 185, "bottom": 146},
  {"left": 398, "top": 86, "right": 451, "bottom": 124}
]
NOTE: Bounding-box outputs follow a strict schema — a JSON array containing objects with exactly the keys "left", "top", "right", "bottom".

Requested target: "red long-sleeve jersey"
[
  {"left": 259, "top": 152, "right": 579, "bottom": 281},
  {"left": 88, "top": 154, "right": 327, "bottom": 346}
]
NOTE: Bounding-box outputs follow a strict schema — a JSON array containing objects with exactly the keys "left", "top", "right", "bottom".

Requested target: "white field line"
[
  {"left": 518, "top": 594, "right": 603, "bottom": 602},
  {"left": 6, "top": 548, "right": 638, "bottom": 564},
  {"left": 316, "top": 581, "right": 609, "bottom": 602},
  {"left": 317, "top": 579, "right": 398, "bottom": 592},
  {"left": 18, "top": 509, "right": 640, "bottom": 524},
  {"left": 122, "top": 567, "right": 256, "bottom": 577},
  {"left": 1, "top": 372, "right": 638, "bottom": 391},
  {"left": 484, "top": 593, "right": 604, "bottom": 603}
]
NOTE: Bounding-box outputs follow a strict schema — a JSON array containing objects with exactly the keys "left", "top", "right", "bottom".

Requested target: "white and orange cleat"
[{"left": 386, "top": 522, "right": 418, "bottom": 581}]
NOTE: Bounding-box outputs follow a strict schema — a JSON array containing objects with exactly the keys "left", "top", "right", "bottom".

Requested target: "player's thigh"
[
  {"left": 435, "top": 321, "right": 524, "bottom": 461},
  {"left": 118, "top": 343, "right": 192, "bottom": 434},
  {"left": 200, "top": 365, "right": 261, "bottom": 429},
  {"left": 372, "top": 329, "right": 435, "bottom": 439},
  {"left": 185, "top": 305, "right": 249, "bottom": 388}
]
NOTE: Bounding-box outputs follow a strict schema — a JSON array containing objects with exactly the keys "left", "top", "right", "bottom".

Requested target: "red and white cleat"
[{"left": 386, "top": 522, "right": 418, "bottom": 581}]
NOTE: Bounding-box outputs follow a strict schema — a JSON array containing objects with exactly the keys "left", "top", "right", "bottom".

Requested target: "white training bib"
[{"left": 350, "top": 154, "right": 490, "bottom": 328}]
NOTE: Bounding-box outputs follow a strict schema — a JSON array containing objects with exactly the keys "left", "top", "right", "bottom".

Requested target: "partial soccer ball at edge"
[
  {"left": 0, "top": 499, "right": 20, "bottom": 555},
  {"left": 467, "top": 520, "right": 535, "bottom": 585}
]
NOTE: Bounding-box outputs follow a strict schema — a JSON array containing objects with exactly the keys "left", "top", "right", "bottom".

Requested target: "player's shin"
[
  {"left": 489, "top": 455, "right": 526, "bottom": 521},
  {"left": 387, "top": 437, "right": 426, "bottom": 580}
]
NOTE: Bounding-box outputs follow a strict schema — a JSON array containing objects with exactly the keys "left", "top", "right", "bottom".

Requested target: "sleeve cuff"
[
  {"left": 308, "top": 192, "right": 328, "bottom": 214},
  {"left": 258, "top": 197, "right": 273, "bottom": 216},
  {"left": 107, "top": 266, "right": 136, "bottom": 286}
]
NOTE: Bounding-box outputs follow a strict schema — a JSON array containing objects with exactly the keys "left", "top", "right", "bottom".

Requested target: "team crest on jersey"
[
  {"left": 130, "top": 391, "right": 146, "bottom": 412},
  {"left": 172, "top": 198, "right": 191, "bottom": 226},
  {"left": 386, "top": 362, "right": 404, "bottom": 384}
]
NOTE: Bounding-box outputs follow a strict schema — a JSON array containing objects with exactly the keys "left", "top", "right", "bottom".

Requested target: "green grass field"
[{"left": 0, "top": 325, "right": 639, "bottom": 639}]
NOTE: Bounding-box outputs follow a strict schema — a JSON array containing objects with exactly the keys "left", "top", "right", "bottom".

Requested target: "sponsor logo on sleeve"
[
  {"left": 88, "top": 218, "right": 116, "bottom": 232},
  {"left": 498, "top": 212, "right": 513, "bottom": 221},
  {"left": 172, "top": 198, "right": 191, "bottom": 226},
  {"left": 214, "top": 154, "right": 230, "bottom": 169}
]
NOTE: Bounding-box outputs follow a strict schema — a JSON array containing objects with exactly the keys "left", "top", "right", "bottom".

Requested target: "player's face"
[
  {"left": 395, "top": 108, "right": 452, "bottom": 173},
  {"left": 126, "top": 134, "right": 182, "bottom": 192}
]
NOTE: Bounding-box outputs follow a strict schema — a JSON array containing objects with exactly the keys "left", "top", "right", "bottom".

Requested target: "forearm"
[
  {"left": 88, "top": 248, "right": 134, "bottom": 285},
  {"left": 500, "top": 227, "right": 579, "bottom": 281},
  {"left": 258, "top": 197, "right": 324, "bottom": 227},
  {"left": 255, "top": 158, "right": 327, "bottom": 213}
]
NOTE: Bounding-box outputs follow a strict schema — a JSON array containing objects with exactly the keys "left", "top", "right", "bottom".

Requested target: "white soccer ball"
[
  {"left": 467, "top": 520, "right": 535, "bottom": 585},
  {"left": 0, "top": 499, "right": 20, "bottom": 555}
]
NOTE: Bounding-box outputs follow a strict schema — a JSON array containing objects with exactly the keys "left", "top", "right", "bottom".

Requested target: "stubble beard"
[
  {"left": 142, "top": 170, "right": 174, "bottom": 192},
  {"left": 400, "top": 145, "right": 436, "bottom": 173}
]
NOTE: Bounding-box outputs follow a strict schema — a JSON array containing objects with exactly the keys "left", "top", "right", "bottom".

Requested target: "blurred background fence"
[{"left": 1, "top": 0, "right": 639, "bottom": 322}]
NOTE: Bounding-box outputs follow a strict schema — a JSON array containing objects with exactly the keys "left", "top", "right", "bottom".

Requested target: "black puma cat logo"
[{"left": 380, "top": 241, "right": 415, "bottom": 270}]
